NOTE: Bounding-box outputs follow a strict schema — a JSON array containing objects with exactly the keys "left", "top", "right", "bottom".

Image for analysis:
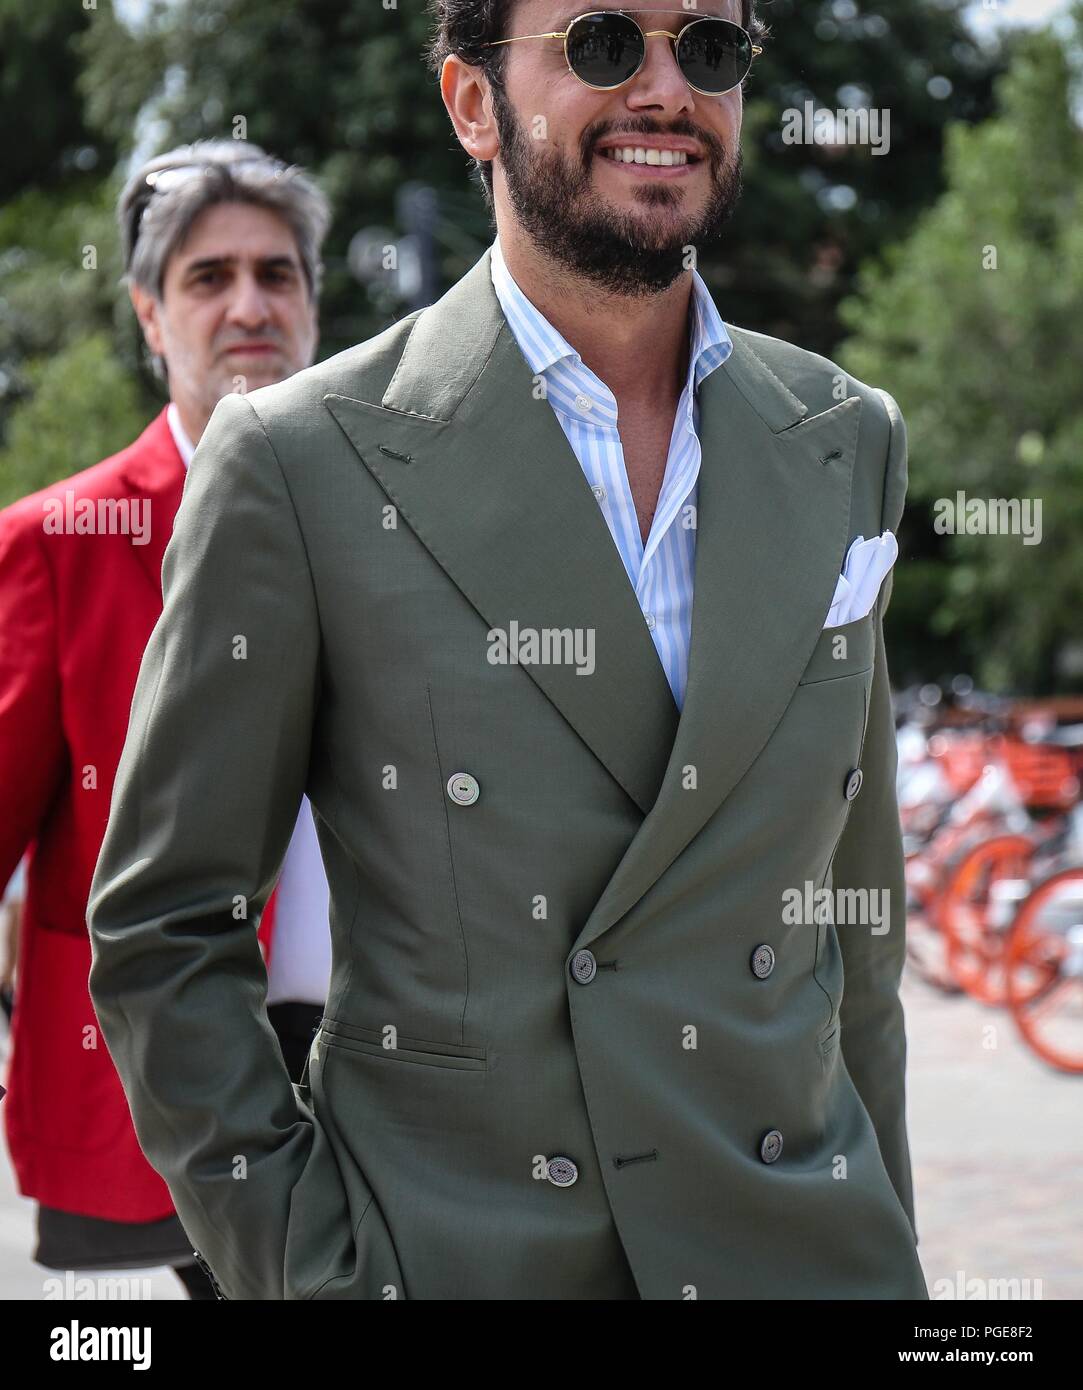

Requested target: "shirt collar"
[
  {"left": 488, "top": 234, "right": 732, "bottom": 397},
  {"left": 166, "top": 402, "right": 196, "bottom": 469}
]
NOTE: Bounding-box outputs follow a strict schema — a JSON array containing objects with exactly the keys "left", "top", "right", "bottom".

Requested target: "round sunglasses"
[{"left": 481, "top": 9, "right": 762, "bottom": 96}]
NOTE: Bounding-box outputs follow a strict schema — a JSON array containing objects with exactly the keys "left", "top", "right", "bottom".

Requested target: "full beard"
[{"left": 492, "top": 86, "right": 743, "bottom": 297}]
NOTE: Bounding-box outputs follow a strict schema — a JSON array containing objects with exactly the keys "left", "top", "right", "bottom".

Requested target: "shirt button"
[
  {"left": 546, "top": 1156, "right": 579, "bottom": 1187},
  {"left": 569, "top": 949, "right": 597, "bottom": 984},
  {"left": 446, "top": 772, "right": 480, "bottom": 805},
  {"left": 750, "top": 944, "right": 775, "bottom": 979},
  {"left": 843, "top": 767, "right": 863, "bottom": 801},
  {"left": 759, "top": 1129, "right": 784, "bottom": 1164},
  {"left": 574, "top": 394, "right": 593, "bottom": 412},
  {"left": 591, "top": 484, "right": 606, "bottom": 502},
  {"left": 644, "top": 612, "right": 656, "bottom": 631}
]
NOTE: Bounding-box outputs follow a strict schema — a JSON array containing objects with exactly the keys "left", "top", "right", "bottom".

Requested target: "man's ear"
[
  {"left": 440, "top": 54, "right": 501, "bottom": 164},
  {"left": 129, "top": 282, "right": 165, "bottom": 357}
]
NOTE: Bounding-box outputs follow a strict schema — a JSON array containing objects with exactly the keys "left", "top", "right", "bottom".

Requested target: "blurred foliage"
[
  {"left": 0, "top": 0, "right": 1013, "bottom": 486},
  {"left": 0, "top": 0, "right": 1077, "bottom": 695},
  {"left": 0, "top": 0, "right": 147, "bottom": 486},
  {"left": 0, "top": 182, "right": 153, "bottom": 489},
  {"left": 0, "top": 0, "right": 116, "bottom": 201},
  {"left": 840, "top": 26, "right": 1083, "bottom": 694},
  {"left": 75, "top": 0, "right": 482, "bottom": 355},
  {"left": 69, "top": 0, "right": 1013, "bottom": 358},
  {"left": 0, "top": 335, "right": 144, "bottom": 509},
  {"left": 723, "top": 0, "right": 1010, "bottom": 349}
]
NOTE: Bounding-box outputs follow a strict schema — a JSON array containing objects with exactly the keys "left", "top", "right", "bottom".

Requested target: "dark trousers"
[
  {"left": 266, "top": 1000, "right": 325, "bottom": 1083},
  {"left": 33, "top": 1000, "right": 324, "bottom": 1299}
]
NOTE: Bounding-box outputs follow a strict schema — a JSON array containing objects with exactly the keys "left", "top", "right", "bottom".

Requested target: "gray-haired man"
[
  {"left": 121, "top": 139, "right": 325, "bottom": 441},
  {"left": 0, "top": 139, "right": 332, "bottom": 1298}
]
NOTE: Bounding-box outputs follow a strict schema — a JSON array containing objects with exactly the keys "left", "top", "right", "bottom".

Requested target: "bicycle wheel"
[
  {"left": 940, "top": 834, "right": 1034, "bottom": 1003},
  {"left": 905, "top": 843, "right": 963, "bottom": 994},
  {"left": 1005, "top": 867, "right": 1083, "bottom": 1074}
]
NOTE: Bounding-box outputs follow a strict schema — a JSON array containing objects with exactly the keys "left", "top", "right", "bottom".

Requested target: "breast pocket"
[{"left": 798, "top": 614, "right": 875, "bottom": 686}]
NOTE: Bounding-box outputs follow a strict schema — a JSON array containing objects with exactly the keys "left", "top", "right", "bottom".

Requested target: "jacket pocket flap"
[{"left": 320, "top": 1018, "right": 487, "bottom": 1070}]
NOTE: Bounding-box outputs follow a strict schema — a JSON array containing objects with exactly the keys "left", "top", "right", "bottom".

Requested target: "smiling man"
[
  {"left": 87, "top": 9, "right": 928, "bottom": 1299},
  {"left": 445, "top": 1, "right": 752, "bottom": 562}
]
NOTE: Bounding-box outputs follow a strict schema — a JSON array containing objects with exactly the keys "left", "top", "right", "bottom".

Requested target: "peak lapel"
[
  {"left": 324, "top": 249, "right": 679, "bottom": 815},
  {"left": 577, "top": 345, "right": 863, "bottom": 947}
]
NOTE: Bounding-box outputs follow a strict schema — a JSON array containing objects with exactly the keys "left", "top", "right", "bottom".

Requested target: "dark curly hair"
[{"left": 425, "top": 1, "right": 769, "bottom": 206}]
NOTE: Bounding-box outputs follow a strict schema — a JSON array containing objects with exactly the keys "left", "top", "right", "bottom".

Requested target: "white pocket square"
[{"left": 823, "top": 530, "right": 898, "bottom": 628}]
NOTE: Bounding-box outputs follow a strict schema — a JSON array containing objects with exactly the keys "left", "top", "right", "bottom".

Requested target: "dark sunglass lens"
[
  {"left": 678, "top": 19, "right": 752, "bottom": 94},
  {"left": 566, "top": 12, "right": 645, "bottom": 88}
]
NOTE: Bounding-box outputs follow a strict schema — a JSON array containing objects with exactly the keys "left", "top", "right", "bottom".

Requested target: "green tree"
[
  {"left": 839, "top": 22, "right": 1083, "bottom": 693},
  {"left": 0, "top": 0, "right": 143, "bottom": 498},
  {"left": 0, "top": 0, "right": 116, "bottom": 201},
  {"left": 0, "top": 0, "right": 1022, "bottom": 508},
  {"left": 727, "top": 0, "right": 1010, "bottom": 353},
  {"left": 0, "top": 334, "right": 144, "bottom": 509},
  {"left": 0, "top": 182, "right": 156, "bottom": 498},
  {"left": 75, "top": 0, "right": 1010, "bottom": 360}
]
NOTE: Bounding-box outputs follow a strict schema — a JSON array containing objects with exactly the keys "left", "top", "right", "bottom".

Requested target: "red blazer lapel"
[{"left": 117, "top": 407, "right": 188, "bottom": 599}]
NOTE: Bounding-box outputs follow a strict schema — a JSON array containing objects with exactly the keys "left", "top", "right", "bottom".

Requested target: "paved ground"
[
  {"left": 0, "top": 1149, "right": 184, "bottom": 1300},
  {"left": 0, "top": 962, "right": 1078, "bottom": 1299},
  {"left": 903, "top": 965, "right": 1081, "bottom": 1300}
]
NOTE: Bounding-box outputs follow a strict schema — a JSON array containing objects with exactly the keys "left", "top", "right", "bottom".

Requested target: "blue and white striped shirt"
[{"left": 489, "top": 236, "right": 732, "bottom": 710}]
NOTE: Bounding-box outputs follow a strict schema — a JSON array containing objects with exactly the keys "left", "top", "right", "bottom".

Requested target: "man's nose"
[
  {"left": 624, "top": 33, "right": 696, "bottom": 114},
  {"left": 225, "top": 273, "right": 273, "bottom": 327}
]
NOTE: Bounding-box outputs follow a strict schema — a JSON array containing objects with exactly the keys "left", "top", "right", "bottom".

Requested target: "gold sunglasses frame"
[{"left": 480, "top": 9, "right": 763, "bottom": 96}]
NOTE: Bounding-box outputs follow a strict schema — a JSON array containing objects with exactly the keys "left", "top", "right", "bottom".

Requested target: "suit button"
[
  {"left": 750, "top": 944, "right": 775, "bottom": 979},
  {"left": 447, "top": 772, "right": 480, "bottom": 805},
  {"left": 843, "top": 767, "right": 863, "bottom": 801},
  {"left": 569, "top": 949, "right": 597, "bottom": 984},
  {"left": 546, "top": 1156, "right": 579, "bottom": 1186},
  {"left": 759, "top": 1129, "right": 784, "bottom": 1164}
]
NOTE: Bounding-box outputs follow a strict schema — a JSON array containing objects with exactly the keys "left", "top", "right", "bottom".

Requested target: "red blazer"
[{"left": 0, "top": 408, "right": 278, "bottom": 1221}]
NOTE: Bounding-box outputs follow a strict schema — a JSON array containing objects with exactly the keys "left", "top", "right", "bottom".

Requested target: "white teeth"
[{"left": 603, "top": 146, "right": 689, "bottom": 166}]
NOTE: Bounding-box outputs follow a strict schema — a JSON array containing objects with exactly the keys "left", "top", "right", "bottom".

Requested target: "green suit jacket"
[{"left": 87, "top": 246, "right": 928, "bottom": 1300}]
